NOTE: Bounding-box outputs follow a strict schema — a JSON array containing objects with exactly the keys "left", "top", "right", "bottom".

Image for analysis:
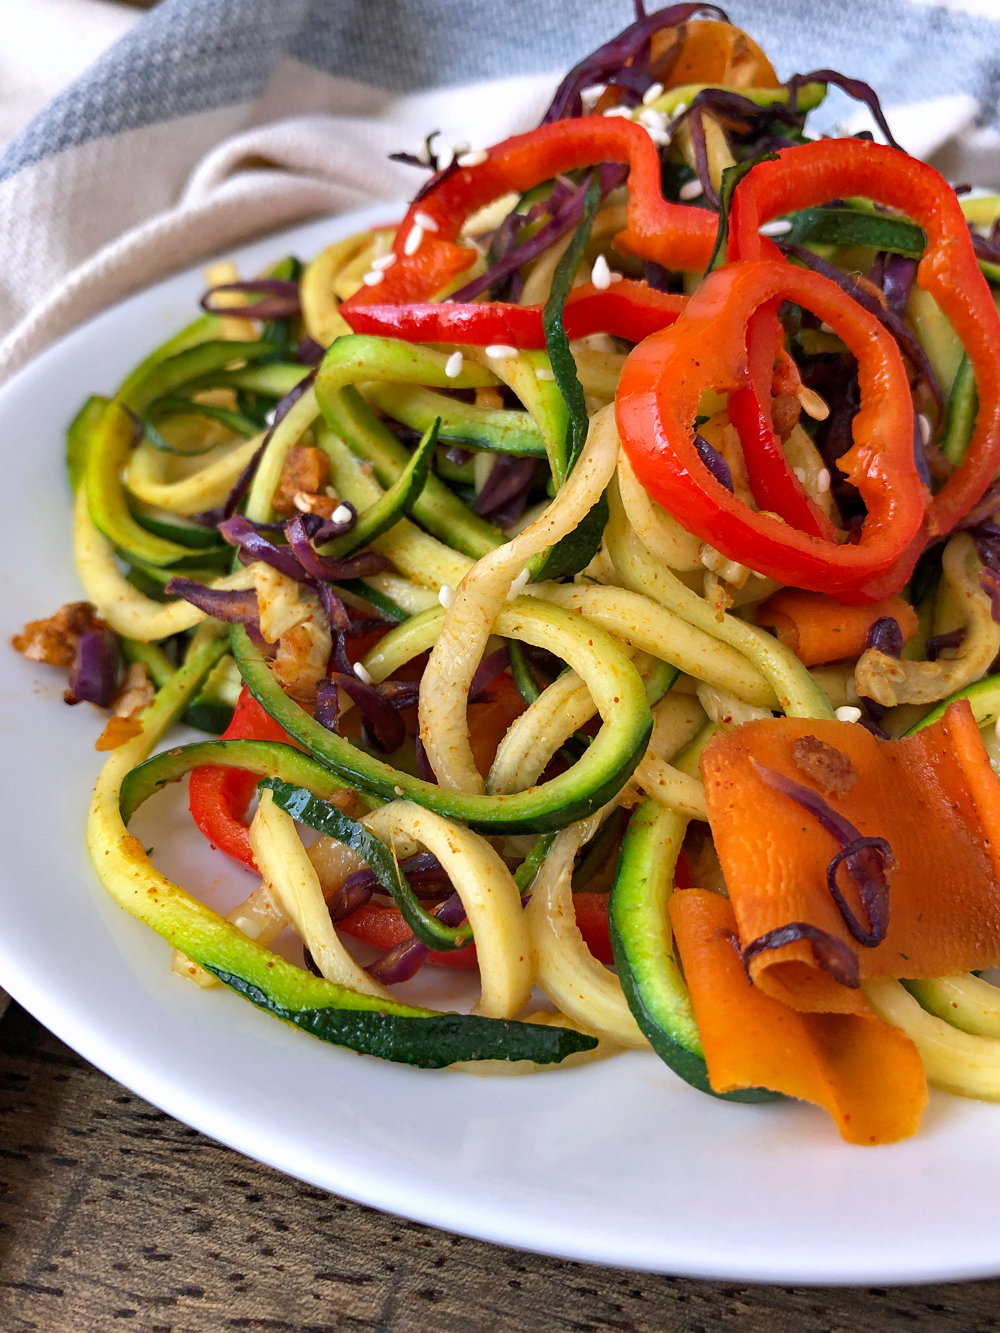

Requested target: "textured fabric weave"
[{"left": 2, "top": 0, "right": 999, "bottom": 382}]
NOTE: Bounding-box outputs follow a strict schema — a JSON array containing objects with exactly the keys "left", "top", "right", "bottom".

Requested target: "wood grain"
[{"left": 1, "top": 1003, "right": 999, "bottom": 1333}]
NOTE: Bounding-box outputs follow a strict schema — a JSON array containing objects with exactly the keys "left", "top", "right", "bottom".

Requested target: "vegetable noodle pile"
[{"left": 20, "top": 2, "right": 1000, "bottom": 1144}]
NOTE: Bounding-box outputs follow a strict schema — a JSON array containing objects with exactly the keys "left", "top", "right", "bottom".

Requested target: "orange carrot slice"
[
  {"left": 757, "top": 589, "right": 918, "bottom": 666},
  {"left": 668, "top": 889, "right": 928, "bottom": 1144},
  {"left": 700, "top": 701, "right": 1000, "bottom": 1012}
]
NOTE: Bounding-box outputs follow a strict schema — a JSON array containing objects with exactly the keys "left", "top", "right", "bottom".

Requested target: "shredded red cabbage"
[
  {"left": 448, "top": 165, "right": 626, "bottom": 305},
  {"left": 751, "top": 759, "right": 893, "bottom": 947},
  {"left": 694, "top": 432, "right": 734, "bottom": 491},
  {"left": 66, "top": 630, "right": 120, "bottom": 708},
  {"left": 742, "top": 921, "right": 860, "bottom": 988},
  {"left": 786, "top": 70, "right": 902, "bottom": 153},
  {"left": 469, "top": 647, "right": 511, "bottom": 701},
  {"left": 981, "top": 567, "right": 1000, "bottom": 624},
  {"left": 539, "top": 3, "right": 728, "bottom": 124},
  {"left": 779, "top": 243, "right": 942, "bottom": 416},
  {"left": 296, "top": 336, "right": 326, "bottom": 365},
  {"left": 881, "top": 253, "right": 917, "bottom": 321},
  {"left": 367, "top": 891, "right": 469, "bottom": 985},
  {"left": 200, "top": 279, "right": 301, "bottom": 322},
  {"left": 926, "top": 626, "right": 967, "bottom": 660},
  {"left": 865, "top": 615, "right": 903, "bottom": 658},
  {"left": 162, "top": 579, "right": 260, "bottom": 624},
  {"left": 473, "top": 455, "right": 538, "bottom": 524}
]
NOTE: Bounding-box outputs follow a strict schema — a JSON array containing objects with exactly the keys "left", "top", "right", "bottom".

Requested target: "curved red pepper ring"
[
  {"left": 341, "top": 118, "right": 717, "bottom": 325},
  {"left": 343, "top": 280, "right": 688, "bottom": 348},
  {"left": 616, "top": 259, "right": 925, "bottom": 603},
  {"left": 727, "top": 139, "right": 1000, "bottom": 539}
]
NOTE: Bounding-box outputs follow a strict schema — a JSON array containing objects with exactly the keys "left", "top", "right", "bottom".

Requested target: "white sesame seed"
[
  {"left": 332, "top": 503, "right": 353, "bottom": 524},
  {"left": 642, "top": 81, "right": 665, "bottom": 106},
  {"left": 292, "top": 491, "right": 313, "bottom": 513},
  {"left": 414, "top": 210, "right": 439, "bottom": 233},
  {"left": 819, "top": 321, "right": 836, "bottom": 334},
  {"left": 679, "top": 178, "right": 704, "bottom": 201},
  {"left": 403, "top": 224, "right": 424, "bottom": 256},
  {"left": 639, "top": 107, "right": 667, "bottom": 133},
  {"left": 817, "top": 468, "right": 831, "bottom": 494},
  {"left": 918, "top": 412, "right": 933, "bottom": 445},
  {"left": 506, "top": 567, "right": 531, "bottom": 602},
  {"left": 758, "top": 219, "right": 793, "bottom": 237},
  {"left": 835, "top": 706, "right": 863, "bottom": 723},
  {"left": 457, "top": 149, "right": 489, "bottom": 168},
  {"left": 671, "top": 101, "right": 688, "bottom": 119},
  {"left": 394, "top": 786, "right": 405, "bottom": 796},
  {"left": 484, "top": 343, "right": 518, "bottom": 360},
  {"left": 591, "top": 254, "right": 612, "bottom": 290},
  {"left": 608, "top": 271, "right": 623, "bottom": 283},
  {"left": 361, "top": 269, "right": 384, "bottom": 286},
  {"left": 353, "top": 661, "right": 373, "bottom": 685},
  {"left": 452, "top": 140, "right": 471, "bottom": 156},
  {"left": 445, "top": 350, "right": 464, "bottom": 378},
  {"left": 438, "top": 584, "right": 455, "bottom": 608},
  {"left": 602, "top": 104, "right": 635, "bottom": 119},
  {"left": 580, "top": 84, "right": 607, "bottom": 111},
  {"left": 371, "top": 252, "right": 397, "bottom": 271},
  {"left": 793, "top": 467, "right": 806, "bottom": 484},
  {"left": 264, "top": 408, "right": 276, "bottom": 425},
  {"left": 535, "top": 366, "right": 556, "bottom": 380}
]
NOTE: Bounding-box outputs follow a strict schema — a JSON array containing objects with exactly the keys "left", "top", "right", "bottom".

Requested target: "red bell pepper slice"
[
  {"left": 339, "top": 891, "right": 615, "bottom": 971},
  {"left": 727, "top": 300, "right": 836, "bottom": 539},
  {"left": 341, "top": 118, "right": 717, "bottom": 326},
  {"left": 616, "top": 258, "right": 925, "bottom": 602},
  {"left": 189, "top": 686, "right": 294, "bottom": 872},
  {"left": 727, "top": 139, "right": 1000, "bottom": 539},
  {"left": 342, "top": 279, "right": 688, "bottom": 348}
]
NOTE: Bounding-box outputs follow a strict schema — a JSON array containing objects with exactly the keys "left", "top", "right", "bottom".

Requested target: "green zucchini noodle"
[
  {"left": 418, "top": 403, "right": 620, "bottom": 793},
  {"left": 28, "top": 14, "right": 1000, "bottom": 1119}
]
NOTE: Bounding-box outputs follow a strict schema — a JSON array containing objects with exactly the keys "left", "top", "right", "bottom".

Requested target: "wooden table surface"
[{"left": 1, "top": 1003, "right": 998, "bottom": 1333}]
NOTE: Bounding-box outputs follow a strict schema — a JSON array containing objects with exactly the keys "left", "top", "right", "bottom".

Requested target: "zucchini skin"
[
  {"left": 904, "top": 672, "right": 1000, "bottom": 734},
  {"left": 111, "top": 730, "right": 595, "bottom": 1067},
  {"left": 210, "top": 972, "right": 597, "bottom": 1067},
  {"left": 609, "top": 800, "right": 781, "bottom": 1104},
  {"left": 364, "top": 382, "right": 547, "bottom": 457},
  {"left": 230, "top": 606, "right": 653, "bottom": 834},
  {"left": 119, "top": 738, "right": 350, "bottom": 824}
]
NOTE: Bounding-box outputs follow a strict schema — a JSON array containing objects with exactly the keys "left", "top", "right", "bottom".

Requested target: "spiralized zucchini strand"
[
  {"left": 366, "top": 802, "right": 533, "bottom": 1020},
  {"left": 865, "top": 978, "right": 1000, "bottom": 1101},
  {"left": 527, "top": 807, "right": 649, "bottom": 1048},
  {"left": 419, "top": 404, "right": 621, "bottom": 793},
  {"left": 126, "top": 433, "right": 264, "bottom": 515},
  {"left": 606, "top": 478, "right": 832, "bottom": 720},
  {"left": 317, "top": 423, "right": 473, "bottom": 593},
  {"left": 616, "top": 451, "right": 702, "bottom": 572},
  {"left": 529, "top": 582, "right": 778, "bottom": 707},
  {"left": 244, "top": 387, "right": 321, "bottom": 523},
  {"left": 250, "top": 790, "right": 390, "bottom": 999},
  {"left": 74, "top": 489, "right": 252, "bottom": 640}
]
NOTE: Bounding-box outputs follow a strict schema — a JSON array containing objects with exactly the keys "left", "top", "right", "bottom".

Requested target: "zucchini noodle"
[
  {"left": 527, "top": 804, "right": 649, "bottom": 1048},
  {"left": 605, "top": 476, "right": 833, "bottom": 720},
  {"left": 418, "top": 403, "right": 621, "bottom": 793},
  {"left": 250, "top": 790, "right": 390, "bottom": 999},
  {"left": 125, "top": 432, "right": 264, "bottom": 515},
  {"left": 529, "top": 582, "right": 778, "bottom": 706},
  {"left": 366, "top": 801, "right": 533, "bottom": 1019}
]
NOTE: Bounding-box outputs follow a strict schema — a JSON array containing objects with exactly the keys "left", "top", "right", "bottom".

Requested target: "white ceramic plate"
[{"left": 3, "top": 208, "right": 1000, "bottom": 1286}]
